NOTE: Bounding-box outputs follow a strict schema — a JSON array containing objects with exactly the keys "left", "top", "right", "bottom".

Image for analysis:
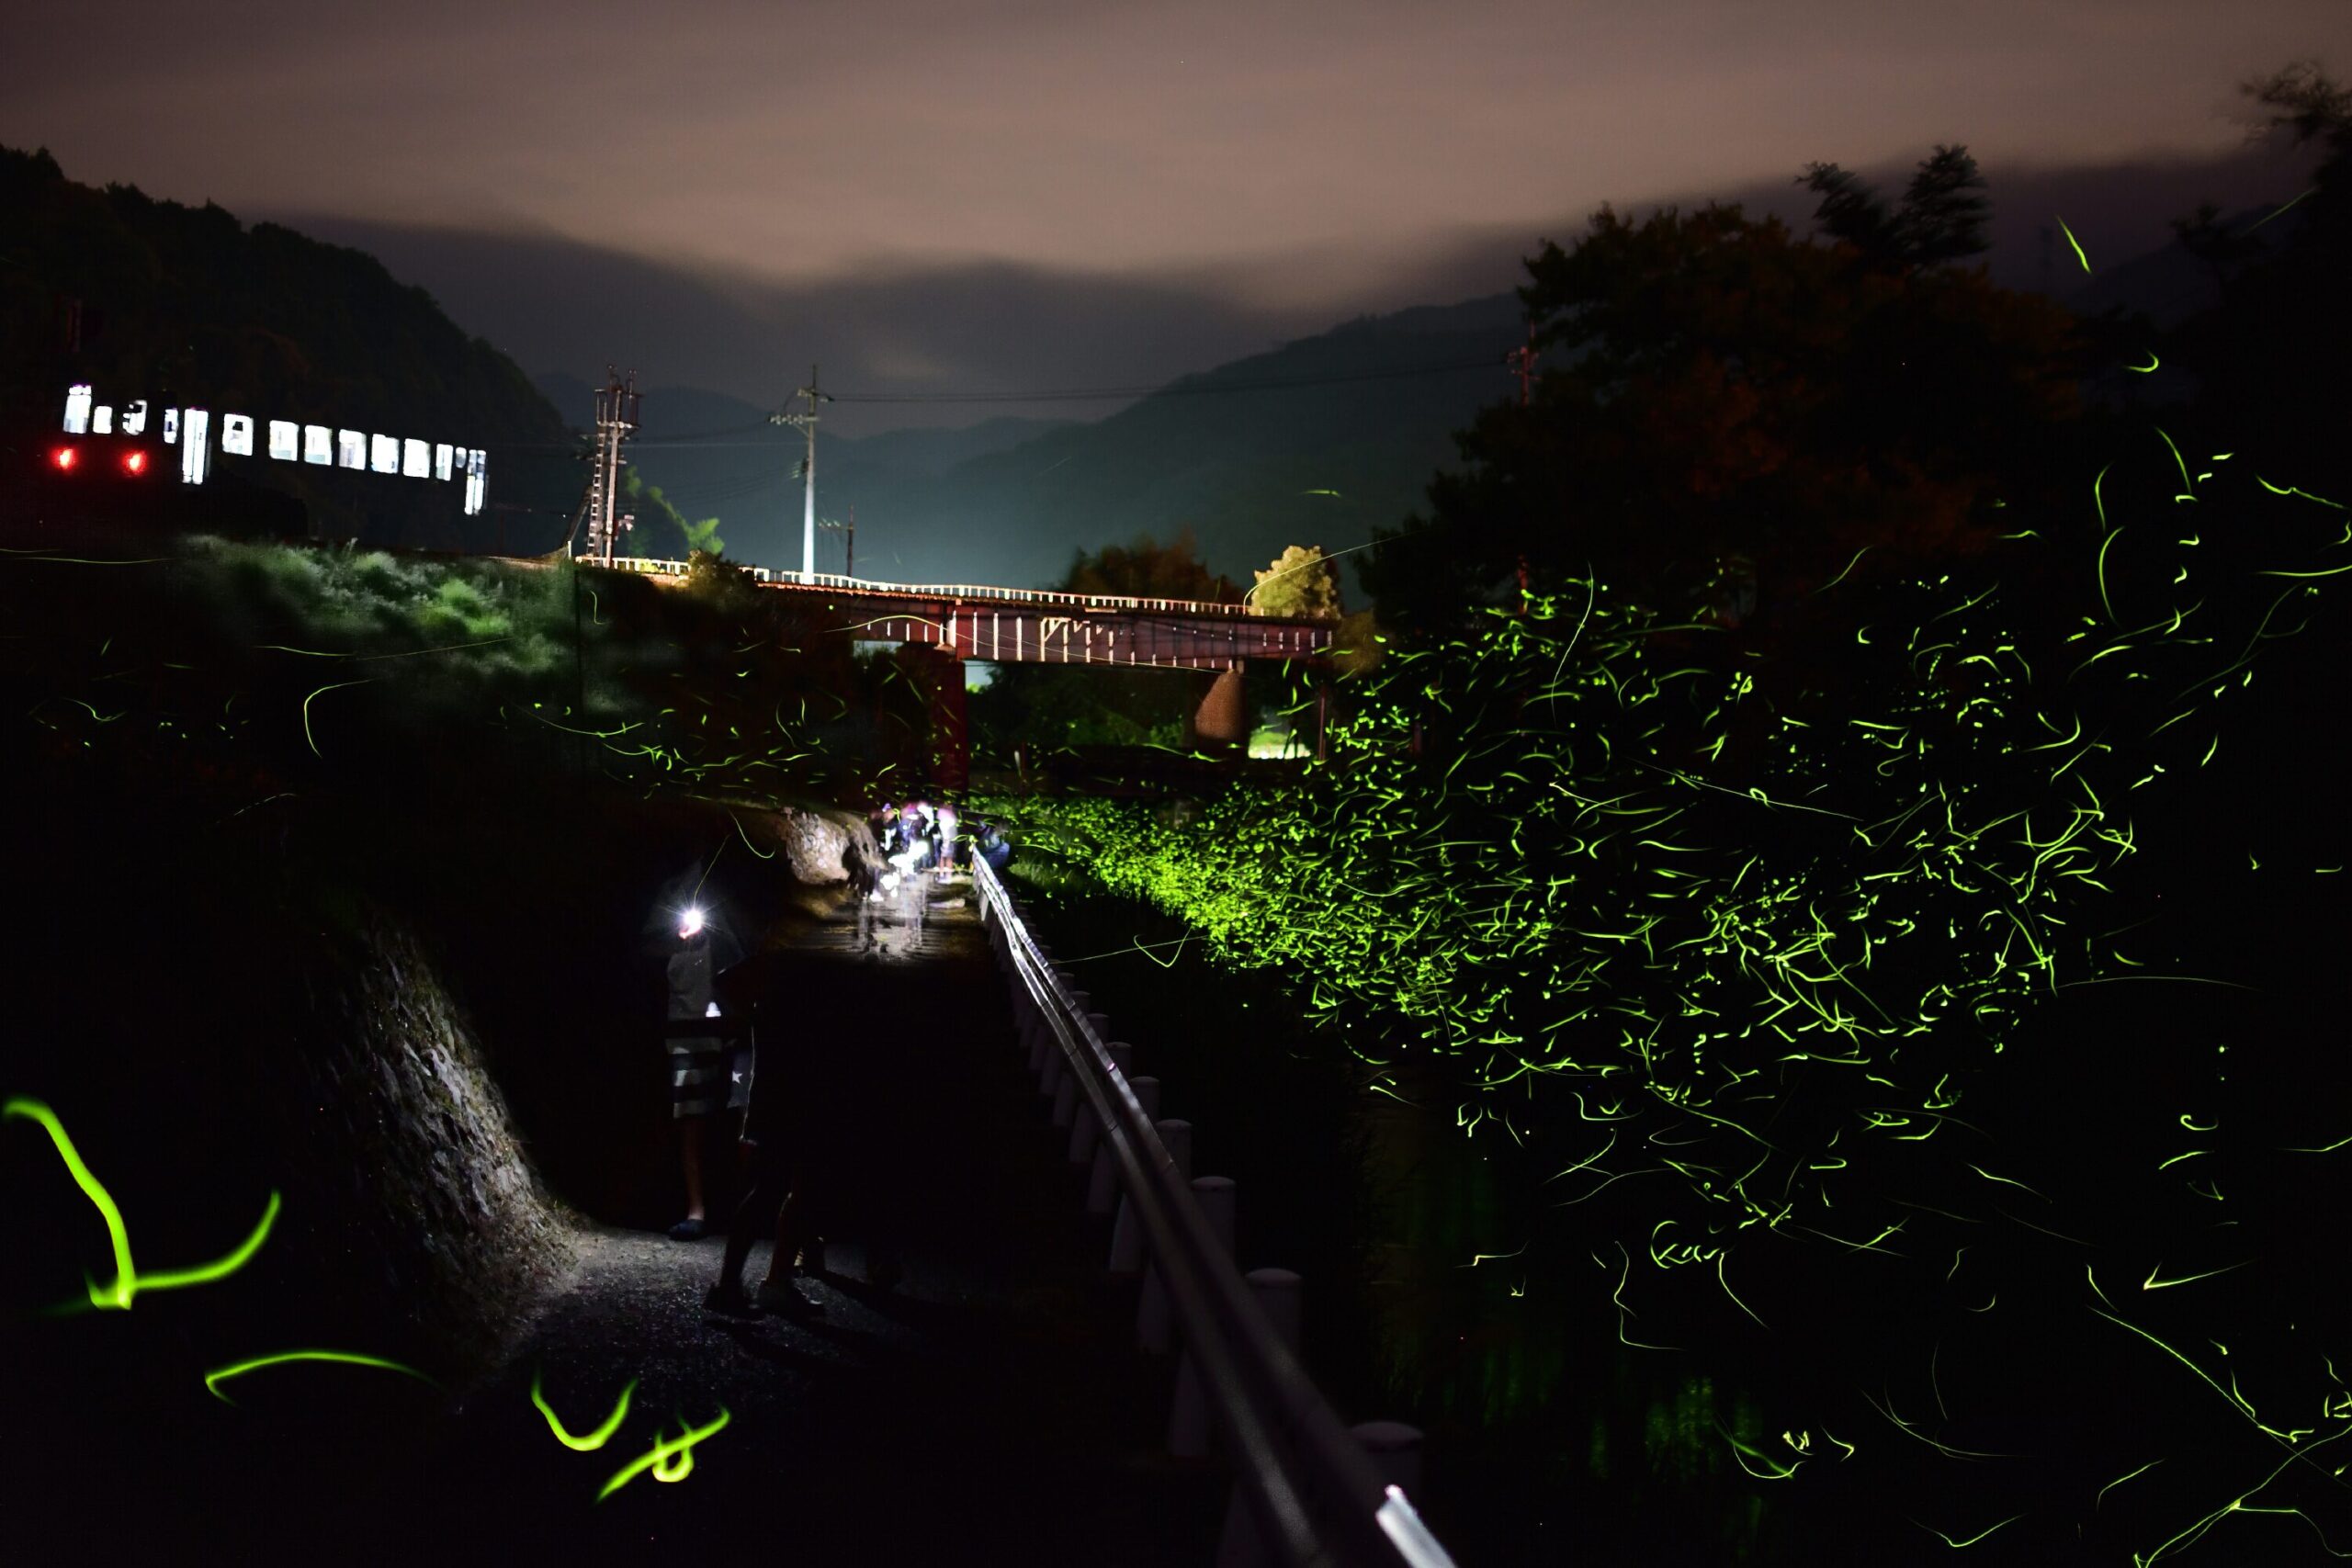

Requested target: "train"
[{"left": 6, "top": 423, "right": 311, "bottom": 544}]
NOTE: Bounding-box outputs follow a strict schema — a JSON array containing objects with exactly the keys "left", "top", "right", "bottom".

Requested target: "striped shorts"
[{"left": 669, "top": 1039, "right": 754, "bottom": 1120}]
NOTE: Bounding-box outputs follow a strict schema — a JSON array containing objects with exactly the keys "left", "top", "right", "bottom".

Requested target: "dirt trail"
[{"left": 375, "top": 880, "right": 1226, "bottom": 1565}]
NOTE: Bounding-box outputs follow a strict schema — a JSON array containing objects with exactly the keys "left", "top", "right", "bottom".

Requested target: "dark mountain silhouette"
[{"left": 0, "top": 144, "right": 577, "bottom": 549}]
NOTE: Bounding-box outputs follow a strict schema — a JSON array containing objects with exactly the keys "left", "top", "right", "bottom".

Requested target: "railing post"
[
  {"left": 1040, "top": 988, "right": 1088, "bottom": 1096},
  {"left": 1216, "top": 1269, "right": 1304, "bottom": 1568},
  {"left": 1088, "top": 1076, "right": 1159, "bottom": 1213},
  {"left": 1053, "top": 1012, "right": 1108, "bottom": 1128},
  {"left": 1113, "top": 1118, "right": 1189, "bottom": 1277},
  {"left": 1068, "top": 1042, "right": 1132, "bottom": 1166},
  {"left": 1351, "top": 1421, "right": 1426, "bottom": 1502},
  {"left": 1165, "top": 1177, "right": 1238, "bottom": 1454}
]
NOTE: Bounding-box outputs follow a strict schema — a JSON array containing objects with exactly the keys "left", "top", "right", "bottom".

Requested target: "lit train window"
[
  {"left": 94, "top": 406, "right": 114, "bottom": 434},
  {"left": 181, "top": 410, "right": 211, "bottom": 485},
  {"left": 268, "top": 421, "right": 299, "bottom": 460},
  {"left": 463, "top": 448, "right": 486, "bottom": 515},
  {"left": 369, "top": 434, "right": 400, "bottom": 474},
  {"left": 223, "top": 415, "right": 254, "bottom": 457},
  {"left": 164, "top": 409, "right": 180, "bottom": 444},
  {"left": 401, "top": 438, "right": 430, "bottom": 478},
  {"left": 123, "top": 400, "right": 149, "bottom": 436},
  {"left": 336, "top": 430, "right": 366, "bottom": 469},
  {"left": 305, "top": 425, "right": 332, "bottom": 465},
  {"left": 434, "top": 443, "right": 453, "bottom": 481},
  {"left": 63, "top": 385, "right": 92, "bottom": 434}
]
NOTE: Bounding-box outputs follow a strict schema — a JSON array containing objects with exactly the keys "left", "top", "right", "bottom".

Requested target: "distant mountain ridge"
[{"left": 582, "top": 293, "right": 1527, "bottom": 591}]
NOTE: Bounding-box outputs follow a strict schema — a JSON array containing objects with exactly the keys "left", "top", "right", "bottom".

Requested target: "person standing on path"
[
  {"left": 664, "top": 907, "right": 750, "bottom": 1240},
  {"left": 705, "top": 1033, "right": 821, "bottom": 1319}
]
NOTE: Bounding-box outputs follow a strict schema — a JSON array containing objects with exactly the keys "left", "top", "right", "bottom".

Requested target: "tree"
[
  {"left": 1249, "top": 545, "right": 1341, "bottom": 619},
  {"left": 2166, "top": 62, "right": 2352, "bottom": 497},
  {"left": 974, "top": 528, "right": 1236, "bottom": 762},
  {"left": 621, "top": 468, "right": 718, "bottom": 557},
  {"left": 1363, "top": 178, "right": 2084, "bottom": 638},
  {"left": 1059, "top": 525, "right": 1239, "bottom": 601},
  {"left": 1797, "top": 144, "right": 1991, "bottom": 269}
]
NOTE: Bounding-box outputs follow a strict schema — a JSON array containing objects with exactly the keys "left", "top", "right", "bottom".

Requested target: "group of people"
[{"left": 653, "top": 804, "right": 1017, "bottom": 1318}]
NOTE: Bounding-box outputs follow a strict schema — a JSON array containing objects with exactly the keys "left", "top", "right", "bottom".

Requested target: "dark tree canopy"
[
  {"left": 1363, "top": 187, "right": 2084, "bottom": 637},
  {"left": 1058, "top": 525, "right": 1241, "bottom": 602},
  {"left": 1798, "top": 144, "right": 1991, "bottom": 270},
  {"left": 2165, "top": 62, "right": 2352, "bottom": 496}
]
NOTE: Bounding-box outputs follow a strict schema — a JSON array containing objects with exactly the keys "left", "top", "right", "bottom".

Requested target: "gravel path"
[{"left": 377, "top": 880, "right": 1228, "bottom": 1564}]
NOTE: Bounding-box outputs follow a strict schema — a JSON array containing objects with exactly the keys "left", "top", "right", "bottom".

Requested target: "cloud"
[
  {"left": 268, "top": 136, "right": 2316, "bottom": 435},
  {"left": 7, "top": 0, "right": 2344, "bottom": 295}
]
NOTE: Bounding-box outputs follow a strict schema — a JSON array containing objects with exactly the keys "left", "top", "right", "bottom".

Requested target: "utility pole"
[
  {"left": 582, "top": 367, "right": 641, "bottom": 564},
  {"left": 771, "top": 364, "right": 831, "bottom": 583},
  {"left": 818, "top": 502, "right": 855, "bottom": 580},
  {"left": 1506, "top": 320, "right": 1540, "bottom": 409}
]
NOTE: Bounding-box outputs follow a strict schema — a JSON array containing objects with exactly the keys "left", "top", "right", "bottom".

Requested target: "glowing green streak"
[
  {"left": 532, "top": 1369, "right": 637, "bottom": 1451},
  {"left": 138, "top": 1190, "right": 281, "bottom": 1294},
  {"left": 206, "top": 1349, "right": 436, "bottom": 1403},
  {"left": 4, "top": 1096, "right": 277, "bottom": 1308},
  {"left": 1915, "top": 1515, "right": 2023, "bottom": 1549},
  {"left": 728, "top": 812, "right": 775, "bottom": 860},
  {"left": 5, "top": 1097, "right": 136, "bottom": 1306},
  {"left": 2097, "top": 1458, "right": 2162, "bottom": 1510},
  {"left": 2126, "top": 353, "right": 2160, "bottom": 374},
  {"left": 2055, "top": 215, "right": 2090, "bottom": 274},
  {"left": 302, "top": 679, "right": 376, "bottom": 759},
  {"left": 2154, "top": 428, "right": 2190, "bottom": 494},
  {"left": 2247, "top": 185, "right": 2317, "bottom": 231},
  {"left": 598, "top": 1407, "right": 730, "bottom": 1501},
  {"left": 2143, "top": 1259, "right": 2251, "bottom": 1291},
  {"left": 1813, "top": 547, "right": 1870, "bottom": 595}
]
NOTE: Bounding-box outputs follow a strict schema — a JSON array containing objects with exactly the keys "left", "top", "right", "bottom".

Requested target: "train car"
[{"left": 6, "top": 424, "right": 311, "bottom": 545}]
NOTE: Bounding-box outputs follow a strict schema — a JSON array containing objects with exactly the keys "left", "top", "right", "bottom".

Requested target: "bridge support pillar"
[
  {"left": 1192, "top": 666, "right": 1249, "bottom": 749},
  {"left": 913, "top": 648, "right": 969, "bottom": 794}
]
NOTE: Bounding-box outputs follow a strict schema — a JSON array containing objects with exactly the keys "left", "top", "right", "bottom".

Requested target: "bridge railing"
[
  {"left": 971, "top": 852, "right": 1459, "bottom": 1568},
  {"left": 595, "top": 554, "right": 1293, "bottom": 622}
]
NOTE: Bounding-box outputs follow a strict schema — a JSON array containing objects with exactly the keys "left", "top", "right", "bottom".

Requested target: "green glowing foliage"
[
  {"left": 204, "top": 1349, "right": 437, "bottom": 1404},
  {"left": 4, "top": 1096, "right": 279, "bottom": 1309},
  {"left": 987, "top": 426, "right": 2352, "bottom": 1554}
]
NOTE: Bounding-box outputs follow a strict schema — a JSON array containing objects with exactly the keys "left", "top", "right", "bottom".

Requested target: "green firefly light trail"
[
  {"left": 205, "top": 1349, "right": 438, "bottom": 1404},
  {"left": 597, "top": 1407, "right": 731, "bottom": 1501},
  {"left": 4, "top": 1096, "right": 280, "bottom": 1309},
  {"left": 531, "top": 1369, "right": 637, "bottom": 1451}
]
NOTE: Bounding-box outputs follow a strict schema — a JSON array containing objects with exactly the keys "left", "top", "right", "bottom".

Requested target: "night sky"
[{"left": 6, "top": 1, "right": 2347, "bottom": 425}]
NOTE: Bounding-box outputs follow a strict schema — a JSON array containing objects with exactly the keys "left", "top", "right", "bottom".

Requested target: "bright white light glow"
[
  {"left": 268, "top": 421, "right": 299, "bottom": 461},
  {"left": 223, "top": 415, "right": 254, "bottom": 458},
  {"left": 304, "top": 425, "right": 332, "bottom": 465},
  {"left": 680, "top": 908, "right": 707, "bottom": 937},
  {"left": 336, "top": 430, "right": 366, "bottom": 469},
  {"left": 180, "top": 410, "right": 210, "bottom": 486},
  {"left": 62, "top": 385, "right": 92, "bottom": 434},
  {"left": 122, "top": 400, "right": 148, "bottom": 436},
  {"left": 369, "top": 434, "right": 399, "bottom": 475},
  {"left": 704, "top": 1001, "right": 721, "bottom": 1019},
  {"left": 434, "top": 443, "right": 453, "bottom": 481},
  {"left": 93, "top": 406, "right": 113, "bottom": 435},
  {"left": 401, "top": 438, "right": 430, "bottom": 479}
]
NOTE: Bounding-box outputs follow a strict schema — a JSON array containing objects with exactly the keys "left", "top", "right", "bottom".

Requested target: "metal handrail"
[
  {"left": 593, "top": 555, "right": 1321, "bottom": 624},
  {"left": 971, "top": 853, "right": 1459, "bottom": 1568}
]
